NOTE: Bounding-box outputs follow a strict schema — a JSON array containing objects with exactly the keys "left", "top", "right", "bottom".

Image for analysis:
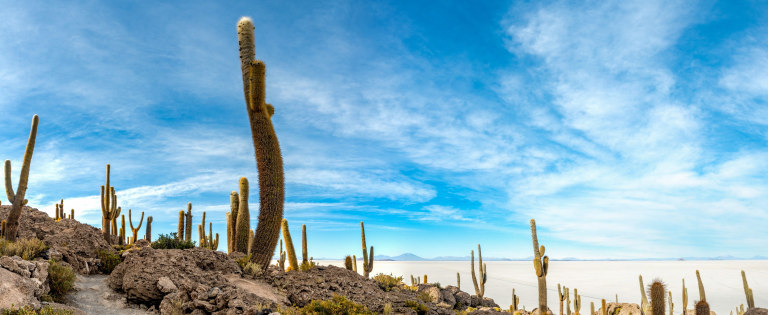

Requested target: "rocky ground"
[{"left": 2, "top": 206, "right": 766, "bottom": 315}]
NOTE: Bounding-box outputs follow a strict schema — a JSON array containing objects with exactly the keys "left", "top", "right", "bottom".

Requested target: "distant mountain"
[{"left": 318, "top": 254, "right": 768, "bottom": 261}]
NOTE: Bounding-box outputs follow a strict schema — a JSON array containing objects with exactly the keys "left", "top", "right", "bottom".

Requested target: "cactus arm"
[
  {"left": 5, "top": 160, "right": 15, "bottom": 203},
  {"left": 696, "top": 270, "right": 706, "bottom": 302}
]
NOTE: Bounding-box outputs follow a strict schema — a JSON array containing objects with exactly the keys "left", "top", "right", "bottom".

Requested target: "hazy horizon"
[{"left": 2, "top": 1, "right": 768, "bottom": 260}]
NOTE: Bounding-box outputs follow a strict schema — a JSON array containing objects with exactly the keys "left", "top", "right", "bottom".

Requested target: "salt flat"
[{"left": 319, "top": 260, "right": 766, "bottom": 315}]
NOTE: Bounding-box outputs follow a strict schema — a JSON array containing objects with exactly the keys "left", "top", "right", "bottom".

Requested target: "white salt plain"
[{"left": 318, "top": 260, "right": 766, "bottom": 315}]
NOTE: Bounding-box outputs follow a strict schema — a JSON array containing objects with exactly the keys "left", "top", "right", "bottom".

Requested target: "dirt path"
[{"left": 68, "top": 275, "right": 151, "bottom": 314}]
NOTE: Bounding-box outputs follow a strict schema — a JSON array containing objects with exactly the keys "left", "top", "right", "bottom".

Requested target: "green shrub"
[
  {"left": 48, "top": 259, "right": 75, "bottom": 302},
  {"left": 405, "top": 300, "right": 429, "bottom": 314},
  {"left": 151, "top": 233, "right": 194, "bottom": 250},
  {"left": 301, "top": 295, "right": 374, "bottom": 314},
  {"left": 0, "top": 238, "right": 48, "bottom": 260},
  {"left": 97, "top": 249, "right": 121, "bottom": 274},
  {"left": 373, "top": 273, "right": 404, "bottom": 292},
  {"left": 1, "top": 305, "right": 73, "bottom": 315},
  {"left": 417, "top": 291, "right": 433, "bottom": 303}
]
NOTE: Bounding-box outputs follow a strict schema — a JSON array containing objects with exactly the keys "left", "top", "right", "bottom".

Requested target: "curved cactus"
[
  {"left": 471, "top": 244, "right": 487, "bottom": 299},
  {"left": 128, "top": 209, "right": 144, "bottom": 244},
  {"left": 237, "top": 17, "right": 285, "bottom": 269},
  {"left": 3, "top": 115, "right": 38, "bottom": 242},
  {"left": 531, "top": 219, "right": 549, "bottom": 313},
  {"left": 559, "top": 284, "right": 567, "bottom": 315},
  {"left": 280, "top": 219, "right": 298, "bottom": 271}
]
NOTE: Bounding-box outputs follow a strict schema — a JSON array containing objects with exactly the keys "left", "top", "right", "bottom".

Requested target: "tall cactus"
[
  {"left": 3, "top": 115, "right": 38, "bottom": 242},
  {"left": 471, "top": 244, "right": 487, "bottom": 299},
  {"left": 238, "top": 17, "right": 285, "bottom": 269},
  {"left": 669, "top": 291, "right": 674, "bottom": 315},
  {"left": 640, "top": 275, "right": 650, "bottom": 315},
  {"left": 235, "top": 178, "right": 250, "bottom": 253},
  {"left": 185, "top": 202, "right": 193, "bottom": 242},
  {"left": 559, "top": 284, "right": 567, "bottom": 315},
  {"left": 301, "top": 224, "right": 308, "bottom": 265},
  {"left": 573, "top": 289, "right": 580, "bottom": 315},
  {"left": 145, "top": 216, "right": 153, "bottom": 242},
  {"left": 696, "top": 270, "right": 706, "bottom": 302},
  {"left": 741, "top": 271, "right": 755, "bottom": 309},
  {"left": 683, "top": 279, "right": 688, "bottom": 315},
  {"left": 650, "top": 280, "right": 666, "bottom": 315},
  {"left": 531, "top": 219, "right": 549, "bottom": 313},
  {"left": 360, "top": 221, "right": 374, "bottom": 278},
  {"left": 281, "top": 219, "right": 298, "bottom": 271},
  {"left": 177, "top": 210, "right": 185, "bottom": 240},
  {"left": 128, "top": 209, "right": 144, "bottom": 244},
  {"left": 227, "top": 191, "right": 239, "bottom": 252}
]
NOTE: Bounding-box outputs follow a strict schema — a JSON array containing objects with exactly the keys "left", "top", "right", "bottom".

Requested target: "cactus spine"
[
  {"left": 99, "top": 164, "right": 121, "bottom": 244},
  {"left": 471, "top": 244, "right": 487, "bottom": 299},
  {"left": 360, "top": 221, "right": 374, "bottom": 278},
  {"left": 280, "top": 219, "right": 298, "bottom": 271},
  {"left": 696, "top": 270, "right": 706, "bottom": 302},
  {"left": 234, "top": 178, "right": 250, "bottom": 253},
  {"left": 238, "top": 17, "right": 285, "bottom": 269},
  {"left": 145, "top": 216, "right": 152, "bottom": 242},
  {"left": 531, "top": 219, "right": 549, "bottom": 313},
  {"left": 3, "top": 115, "right": 37, "bottom": 242},
  {"left": 695, "top": 301, "right": 709, "bottom": 315},
  {"left": 650, "top": 280, "right": 665, "bottom": 315},
  {"left": 128, "top": 209, "right": 144, "bottom": 244},
  {"left": 683, "top": 279, "right": 688, "bottom": 315},
  {"left": 741, "top": 270, "right": 754, "bottom": 309},
  {"left": 344, "top": 255, "right": 353, "bottom": 270}
]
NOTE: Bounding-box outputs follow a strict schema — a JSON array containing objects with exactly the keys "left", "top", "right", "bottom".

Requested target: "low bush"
[
  {"left": 373, "top": 273, "right": 404, "bottom": 292},
  {"left": 48, "top": 259, "right": 75, "bottom": 302},
  {"left": 0, "top": 238, "right": 48, "bottom": 260},
  {"left": 151, "top": 233, "right": 194, "bottom": 250},
  {"left": 417, "top": 291, "right": 433, "bottom": 303},
  {"left": 404, "top": 300, "right": 429, "bottom": 314},
  {"left": 97, "top": 249, "right": 121, "bottom": 274},
  {"left": 1, "top": 305, "right": 73, "bottom": 315},
  {"left": 301, "top": 295, "right": 374, "bottom": 314}
]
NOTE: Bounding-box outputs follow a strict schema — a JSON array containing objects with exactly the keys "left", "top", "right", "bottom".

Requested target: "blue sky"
[{"left": 1, "top": 1, "right": 767, "bottom": 259}]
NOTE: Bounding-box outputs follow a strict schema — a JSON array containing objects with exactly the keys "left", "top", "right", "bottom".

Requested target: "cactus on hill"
[
  {"left": 360, "top": 221, "right": 374, "bottom": 278},
  {"left": 4, "top": 115, "right": 38, "bottom": 242},
  {"left": 352, "top": 255, "right": 357, "bottom": 273},
  {"left": 741, "top": 270, "right": 754, "bottom": 309},
  {"left": 237, "top": 17, "right": 285, "bottom": 269},
  {"left": 177, "top": 210, "right": 185, "bottom": 240},
  {"left": 531, "top": 219, "right": 549, "bottom": 313},
  {"left": 185, "top": 202, "right": 193, "bottom": 242},
  {"left": 457, "top": 272, "right": 461, "bottom": 290},
  {"left": 301, "top": 224, "right": 309, "bottom": 265},
  {"left": 198, "top": 211, "right": 219, "bottom": 250},
  {"left": 119, "top": 214, "right": 126, "bottom": 245},
  {"left": 471, "top": 244, "right": 487, "bottom": 299},
  {"left": 280, "top": 219, "right": 298, "bottom": 271},
  {"left": 145, "top": 216, "right": 153, "bottom": 242},
  {"left": 70, "top": 208, "right": 74, "bottom": 220},
  {"left": 99, "top": 164, "right": 121, "bottom": 244},
  {"left": 227, "top": 191, "right": 239, "bottom": 253},
  {"left": 1, "top": 219, "right": 6, "bottom": 239},
  {"left": 128, "top": 209, "right": 144, "bottom": 244}
]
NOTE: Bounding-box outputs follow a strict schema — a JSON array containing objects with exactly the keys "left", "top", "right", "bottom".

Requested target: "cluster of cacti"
[
  {"left": 471, "top": 244, "right": 487, "bottom": 299},
  {"left": 531, "top": 219, "right": 549, "bottom": 313},
  {"left": 100, "top": 164, "right": 122, "bottom": 244},
  {"left": 280, "top": 219, "right": 298, "bottom": 271},
  {"left": 3, "top": 115, "right": 38, "bottom": 242},
  {"left": 410, "top": 274, "right": 421, "bottom": 286},
  {"left": 360, "top": 221, "right": 374, "bottom": 278},
  {"left": 237, "top": 17, "right": 285, "bottom": 269},
  {"left": 198, "top": 211, "right": 219, "bottom": 250},
  {"left": 145, "top": 216, "right": 152, "bottom": 242},
  {"left": 177, "top": 203, "right": 193, "bottom": 242},
  {"left": 741, "top": 271, "right": 754, "bottom": 309},
  {"left": 54, "top": 199, "right": 65, "bottom": 221}
]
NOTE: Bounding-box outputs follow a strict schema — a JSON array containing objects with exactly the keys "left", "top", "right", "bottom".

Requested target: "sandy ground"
[
  {"left": 68, "top": 275, "right": 150, "bottom": 314},
  {"left": 319, "top": 259, "right": 767, "bottom": 315}
]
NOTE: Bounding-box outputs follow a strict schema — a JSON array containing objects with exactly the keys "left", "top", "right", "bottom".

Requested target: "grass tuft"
[{"left": 0, "top": 238, "right": 48, "bottom": 260}]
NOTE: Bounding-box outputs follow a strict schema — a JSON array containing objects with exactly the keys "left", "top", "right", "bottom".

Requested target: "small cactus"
[
  {"left": 344, "top": 255, "right": 353, "bottom": 270},
  {"left": 301, "top": 224, "right": 309, "bottom": 265},
  {"left": 573, "top": 289, "right": 581, "bottom": 315},
  {"left": 184, "top": 202, "right": 193, "bottom": 242},
  {"left": 649, "top": 280, "right": 665, "bottom": 315},
  {"left": 360, "top": 221, "right": 374, "bottom": 278},
  {"left": 457, "top": 272, "right": 461, "bottom": 290},
  {"left": 128, "top": 209, "right": 144, "bottom": 244},
  {"left": 423, "top": 274, "right": 428, "bottom": 284},
  {"left": 741, "top": 270, "right": 754, "bottom": 309},
  {"left": 177, "top": 210, "right": 185, "bottom": 240},
  {"left": 278, "top": 239, "right": 286, "bottom": 270},
  {"left": 668, "top": 291, "right": 674, "bottom": 315},
  {"left": 531, "top": 219, "right": 549, "bottom": 313},
  {"left": 120, "top": 214, "right": 126, "bottom": 245},
  {"left": 590, "top": 302, "right": 594, "bottom": 315},
  {"left": 1, "top": 219, "right": 6, "bottom": 239},
  {"left": 513, "top": 288, "right": 519, "bottom": 311},
  {"left": 471, "top": 244, "right": 487, "bottom": 299},
  {"left": 70, "top": 209, "right": 74, "bottom": 220},
  {"left": 3, "top": 115, "right": 38, "bottom": 242},
  {"left": 352, "top": 254, "right": 357, "bottom": 273},
  {"left": 280, "top": 219, "right": 298, "bottom": 271},
  {"left": 235, "top": 178, "right": 250, "bottom": 253},
  {"left": 683, "top": 279, "right": 689, "bottom": 315},
  {"left": 145, "top": 216, "right": 153, "bottom": 242},
  {"left": 559, "top": 284, "right": 567, "bottom": 315},
  {"left": 228, "top": 191, "right": 239, "bottom": 253},
  {"left": 600, "top": 298, "right": 604, "bottom": 315}
]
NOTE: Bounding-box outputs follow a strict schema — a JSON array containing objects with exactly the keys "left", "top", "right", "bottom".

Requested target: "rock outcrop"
[{"left": 0, "top": 255, "right": 49, "bottom": 309}]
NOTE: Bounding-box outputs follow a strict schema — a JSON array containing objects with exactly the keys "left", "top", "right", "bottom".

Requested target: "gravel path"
[{"left": 68, "top": 275, "right": 151, "bottom": 314}]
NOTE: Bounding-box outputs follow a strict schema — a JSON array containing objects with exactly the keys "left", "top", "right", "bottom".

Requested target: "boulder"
[
  {"left": 0, "top": 266, "right": 42, "bottom": 309},
  {"left": 745, "top": 308, "right": 768, "bottom": 315},
  {"left": 600, "top": 303, "right": 641, "bottom": 315}
]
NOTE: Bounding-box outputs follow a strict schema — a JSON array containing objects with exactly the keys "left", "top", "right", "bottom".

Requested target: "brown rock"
[
  {"left": 745, "top": 308, "right": 768, "bottom": 315},
  {"left": 0, "top": 267, "right": 41, "bottom": 309}
]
